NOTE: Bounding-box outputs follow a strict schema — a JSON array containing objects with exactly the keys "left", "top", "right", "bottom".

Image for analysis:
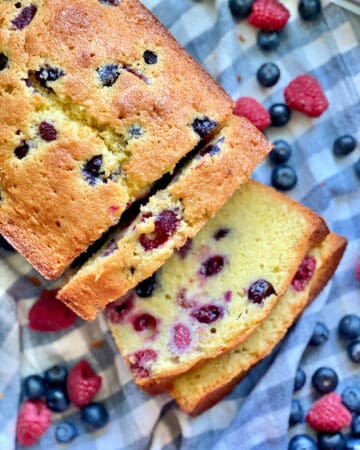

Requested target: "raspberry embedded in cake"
[
  {"left": 128, "top": 349, "right": 158, "bottom": 378},
  {"left": 38, "top": 122, "right": 57, "bottom": 141},
  {"left": 247, "top": 279, "right": 276, "bottom": 304},
  {"left": 199, "top": 255, "right": 225, "bottom": 277},
  {"left": 140, "top": 209, "right": 180, "bottom": 251},
  {"left": 191, "top": 304, "right": 224, "bottom": 324},
  {"left": 170, "top": 323, "right": 191, "bottom": 353},
  {"left": 105, "top": 293, "right": 135, "bottom": 324},
  {"left": 132, "top": 313, "right": 157, "bottom": 334},
  {"left": 291, "top": 255, "right": 316, "bottom": 291}
]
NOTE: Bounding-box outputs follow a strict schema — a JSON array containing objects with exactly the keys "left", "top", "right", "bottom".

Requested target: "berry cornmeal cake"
[
  {"left": 170, "top": 233, "right": 346, "bottom": 415},
  {"left": 106, "top": 180, "right": 329, "bottom": 393},
  {"left": 58, "top": 116, "right": 272, "bottom": 320},
  {"left": 0, "top": 0, "right": 233, "bottom": 279}
]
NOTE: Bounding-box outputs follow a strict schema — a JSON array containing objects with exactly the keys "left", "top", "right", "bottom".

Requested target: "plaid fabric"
[{"left": 0, "top": 1, "right": 359, "bottom": 449}]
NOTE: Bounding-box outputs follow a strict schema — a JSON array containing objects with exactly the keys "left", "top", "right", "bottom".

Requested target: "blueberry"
[
  {"left": 247, "top": 279, "right": 276, "bottom": 304},
  {"left": 339, "top": 315, "right": 360, "bottom": 340},
  {"left": 191, "top": 304, "right": 224, "bottom": 324},
  {"left": 344, "top": 437, "right": 360, "bottom": 450},
  {"left": 257, "top": 62, "right": 281, "bottom": 87},
  {"left": 271, "top": 165, "right": 297, "bottom": 191},
  {"left": 0, "top": 235, "right": 15, "bottom": 251},
  {"left": 318, "top": 432, "right": 345, "bottom": 450},
  {"left": 348, "top": 339, "right": 360, "bottom": 363},
  {"left": 229, "top": 0, "right": 253, "bottom": 19},
  {"left": 354, "top": 159, "right": 360, "bottom": 180},
  {"left": 81, "top": 402, "right": 109, "bottom": 430},
  {"left": 0, "top": 53, "right": 9, "bottom": 71},
  {"left": 191, "top": 117, "right": 218, "bottom": 137},
  {"left": 45, "top": 387, "right": 70, "bottom": 412},
  {"left": 23, "top": 375, "right": 45, "bottom": 400},
  {"left": 269, "top": 139, "right": 292, "bottom": 164},
  {"left": 97, "top": 64, "right": 121, "bottom": 87},
  {"left": 312, "top": 367, "right": 338, "bottom": 394},
  {"left": 128, "top": 124, "right": 143, "bottom": 139},
  {"left": 200, "top": 255, "right": 225, "bottom": 277},
  {"left": 82, "top": 155, "right": 105, "bottom": 185},
  {"left": 289, "top": 399, "right": 304, "bottom": 426},
  {"left": 351, "top": 415, "right": 360, "bottom": 437},
  {"left": 299, "top": 0, "right": 322, "bottom": 21},
  {"left": 269, "top": 103, "right": 291, "bottom": 126},
  {"left": 257, "top": 30, "right": 281, "bottom": 51},
  {"left": 11, "top": 5, "right": 37, "bottom": 30},
  {"left": 310, "top": 322, "right": 329, "bottom": 346},
  {"left": 38, "top": 121, "right": 57, "bottom": 141},
  {"left": 99, "top": 0, "right": 120, "bottom": 5},
  {"left": 333, "top": 135, "right": 357, "bottom": 157},
  {"left": 136, "top": 274, "right": 156, "bottom": 297},
  {"left": 143, "top": 50, "right": 158, "bottom": 65},
  {"left": 55, "top": 422, "right": 78, "bottom": 444},
  {"left": 14, "top": 141, "right": 30, "bottom": 159},
  {"left": 294, "top": 367, "right": 307, "bottom": 391},
  {"left": 342, "top": 387, "right": 360, "bottom": 413},
  {"left": 43, "top": 365, "right": 68, "bottom": 388},
  {"left": 35, "top": 65, "right": 65, "bottom": 89},
  {"left": 289, "top": 434, "right": 318, "bottom": 450}
]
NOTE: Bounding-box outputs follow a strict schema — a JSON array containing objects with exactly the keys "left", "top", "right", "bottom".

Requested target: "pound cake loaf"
[
  {"left": 106, "top": 180, "right": 329, "bottom": 393},
  {"left": 170, "top": 233, "right": 347, "bottom": 415},
  {"left": 0, "top": 0, "right": 233, "bottom": 278},
  {"left": 58, "top": 117, "right": 272, "bottom": 320}
]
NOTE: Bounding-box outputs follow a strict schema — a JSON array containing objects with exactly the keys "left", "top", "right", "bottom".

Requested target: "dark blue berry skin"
[
  {"left": 97, "top": 64, "right": 121, "bottom": 87},
  {"left": 339, "top": 315, "right": 360, "bottom": 340},
  {"left": 311, "top": 367, "right": 339, "bottom": 394},
  {"left": 44, "top": 365, "right": 68, "bottom": 388},
  {"left": 270, "top": 140, "right": 292, "bottom": 164},
  {"left": 333, "top": 135, "right": 357, "bottom": 157},
  {"left": 81, "top": 403, "right": 109, "bottom": 430},
  {"left": 344, "top": 437, "right": 360, "bottom": 450},
  {"left": 348, "top": 339, "right": 360, "bottom": 363},
  {"left": 24, "top": 375, "right": 45, "bottom": 400},
  {"left": 354, "top": 159, "right": 360, "bottom": 179},
  {"left": 271, "top": 165, "right": 297, "bottom": 191},
  {"left": 257, "top": 30, "right": 281, "bottom": 51},
  {"left": 269, "top": 103, "right": 291, "bottom": 126},
  {"left": 342, "top": 387, "right": 360, "bottom": 413},
  {"left": 229, "top": 0, "right": 253, "bottom": 19},
  {"left": 294, "top": 367, "right": 307, "bottom": 391},
  {"left": 289, "top": 434, "right": 318, "bottom": 450},
  {"left": 299, "top": 0, "right": 322, "bottom": 21},
  {"left": 0, "top": 53, "right": 8, "bottom": 71},
  {"left": 45, "top": 388, "right": 70, "bottom": 412},
  {"left": 257, "top": 62, "right": 280, "bottom": 87},
  {"left": 310, "top": 322, "right": 329, "bottom": 346},
  {"left": 136, "top": 274, "right": 156, "bottom": 297},
  {"left": 55, "top": 422, "right": 78, "bottom": 444},
  {"left": 351, "top": 415, "right": 360, "bottom": 437},
  {"left": 318, "top": 432, "right": 345, "bottom": 450},
  {"left": 289, "top": 399, "right": 304, "bottom": 426},
  {"left": 0, "top": 235, "right": 15, "bottom": 251}
]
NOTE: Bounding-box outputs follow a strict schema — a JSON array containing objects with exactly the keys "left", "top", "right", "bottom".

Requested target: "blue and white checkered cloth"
[{"left": 0, "top": 1, "right": 359, "bottom": 449}]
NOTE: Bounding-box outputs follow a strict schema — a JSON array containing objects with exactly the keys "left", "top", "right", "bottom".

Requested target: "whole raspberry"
[
  {"left": 306, "top": 392, "right": 352, "bottom": 432},
  {"left": 233, "top": 97, "right": 271, "bottom": 131},
  {"left": 28, "top": 289, "right": 77, "bottom": 332},
  {"left": 67, "top": 360, "right": 102, "bottom": 408},
  {"left": 284, "top": 74, "right": 329, "bottom": 117},
  {"left": 248, "top": 0, "right": 290, "bottom": 31},
  {"left": 16, "top": 400, "right": 51, "bottom": 446}
]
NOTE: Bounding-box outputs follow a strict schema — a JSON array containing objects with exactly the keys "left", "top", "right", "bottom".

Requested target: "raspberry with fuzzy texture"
[
  {"left": 284, "top": 74, "right": 329, "bottom": 117},
  {"left": 233, "top": 97, "right": 271, "bottom": 131},
  {"left": 306, "top": 392, "right": 352, "bottom": 432},
  {"left": 248, "top": 0, "right": 290, "bottom": 31},
  {"left": 67, "top": 360, "right": 102, "bottom": 408},
  {"left": 29, "top": 289, "right": 77, "bottom": 332},
  {"left": 16, "top": 400, "right": 51, "bottom": 446}
]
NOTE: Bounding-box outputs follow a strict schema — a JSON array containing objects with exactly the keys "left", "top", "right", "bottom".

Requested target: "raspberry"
[
  {"left": 16, "top": 400, "right": 51, "bottom": 446},
  {"left": 233, "top": 97, "right": 271, "bottom": 131},
  {"left": 248, "top": 0, "right": 290, "bottom": 31},
  {"left": 284, "top": 74, "right": 329, "bottom": 117},
  {"left": 306, "top": 392, "right": 352, "bottom": 432},
  {"left": 29, "top": 289, "right": 77, "bottom": 332},
  {"left": 67, "top": 360, "right": 102, "bottom": 408},
  {"left": 356, "top": 260, "right": 360, "bottom": 281}
]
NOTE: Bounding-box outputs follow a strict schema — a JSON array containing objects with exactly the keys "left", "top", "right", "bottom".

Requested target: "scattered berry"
[
  {"left": 44, "top": 365, "right": 68, "bottom": 388},
  {"left": 257, "top": 30, "right": 281, "bottom": 51},
  {"left": 256, "top": 62, "right": 280, "bottom": 87},
  {"left": 67, "top": 360, "right": 102, "bottom": 408},
  {"left": 269, "top": 103, "right": 291, "bottom": 126},
  {"left": 294, "top": 367, "right": 307, "bottom": 391},
  {"left": 348, "top": 339, "right": 360, "bottom": 363},
  {"left": 28, "top": 289, "right": 77, "bottom": 332},
  {"left": 345, "top": 437, "right": 360, "bottom": 450},
  {"left": 55, "top": 422, "right": 78, "bottom": 444},
  {"left": 318, "top": 432, "right": 345, "bottom": 450},
  {"left": 339, "top": 315, "right": 360, "bottom": 340},
  {"left": 229, "top": 0, "right": 254, "bottom": 18},
  {"left": 333, "top": 135, "right": 357, "bottom": 157},
  {"left": 233, "top": 96, "right": 271, "bottom": 130},
  {"left": 290, "top": 399, "right": 304, "bottom": 426},
  {"left": 342, "top": 387, "right": 360, "bottom": 413},
  {"left": 284, "top": 74, "right": 329, "bottom": 117},
  {"left": 248, "top": 0, "right": 290, "bottom": 31},
  {"left": 0, "top": 235, "right": 15, "bottom": 251},
  {"left": 354, "top": 159, "right": 360, "bottom": 180},
  {"left": 45, "top": 387, "right": 70, "bottom": 412},
  {"left": 289, "top": 434, "right": 317, "bottom": 450},
  {"left": 81, "top": 403, "right": 109, "bottom": 430},
  {"left": 351, "top": 415, "right": 360, "bottom": 437},
  {"left": 312, "top": 367, "right": 338, "bottom": 394},
  {"left": 299, "top": 0, "right": 322, "bottom": 21},
  {"left": 23, "top": 375, "right": 45, "bottom": 400},
  {"left": 306, "top": 392, "right": 352, "bottom": 432},
  {"left": 269, "top": 139, "right": 292, "bottom": 164},
  {"left": 310, "top": 322, "right": 329, "bottom": 346},
  {"left": 16, "top": 400, "right": 51, "bottom": 446},
  {"left": 271, "top": 165, "right": 297, "bottom": 190}
]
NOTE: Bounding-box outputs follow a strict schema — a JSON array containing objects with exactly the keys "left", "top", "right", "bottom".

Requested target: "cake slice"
[
  {"left": 58, "top": 116, "right": 272, "bottom": 320},
  {"left": 106, "top": 181, "right": 329, "bottom": 393},
  {"left": 0, "top": 0, "right": 233, "bottom": 278},
  {"left": 170, "top": 233, "right": 346, "bottom": 415}
]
